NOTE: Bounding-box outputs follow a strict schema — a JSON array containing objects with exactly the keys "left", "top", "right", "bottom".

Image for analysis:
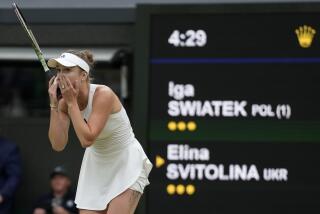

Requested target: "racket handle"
[
  {"left": 46, "top": 69, "right": 56, "bottom": 79},
  {"left": 46, "top": 69, "right": 62, "bottom": 99}
]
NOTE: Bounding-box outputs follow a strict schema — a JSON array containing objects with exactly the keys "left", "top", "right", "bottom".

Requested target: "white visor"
[{"left": 48, "top": 52, "right": 90, "bottom": 73}]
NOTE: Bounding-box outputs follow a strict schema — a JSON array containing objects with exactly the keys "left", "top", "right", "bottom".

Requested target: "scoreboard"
[{"left": 134, "top": 3, "right": 320, "bottom": 214}]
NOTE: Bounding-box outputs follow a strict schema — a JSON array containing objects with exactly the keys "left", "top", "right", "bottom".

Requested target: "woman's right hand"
[{"left": 48, "top": 75, "right": 59, "bottom": 107}]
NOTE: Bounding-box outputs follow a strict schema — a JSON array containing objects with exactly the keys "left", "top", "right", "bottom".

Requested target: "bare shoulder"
[
  {"left": 92, "top": 85, "right": 116, "bottom": 109},
  {"left": 93, "top": 85, "right": 121, "bottom": 113},
  {"left": 94, "top": 85, "right": 115, "bottom": 100}
]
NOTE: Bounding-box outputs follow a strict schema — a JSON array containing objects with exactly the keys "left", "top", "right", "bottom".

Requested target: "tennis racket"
[{"left": 12, "top": 3, "right": 60, "bottom": 96}]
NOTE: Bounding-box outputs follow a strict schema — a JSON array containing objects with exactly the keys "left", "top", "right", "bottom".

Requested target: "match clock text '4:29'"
[{"left": 168, "top": 30, "right": 207, "bottom": 47}]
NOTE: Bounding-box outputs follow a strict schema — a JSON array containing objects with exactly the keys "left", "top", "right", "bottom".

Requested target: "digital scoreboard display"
[{"left": 134, "top": 4, "right": 320, "bottom": 214}]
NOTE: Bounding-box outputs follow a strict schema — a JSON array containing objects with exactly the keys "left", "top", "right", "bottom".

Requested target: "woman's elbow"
[
  {"left": 80, "top": 139, "right": 94, "bottom": 148},
  {"left": 51, "top": 144, "right": 65, "bottom": 152},
  {"left": 49, "top": 138, "right": 66, "bottom": 152},
  {"left": 48, "top": 134, "right": 67, "bottom": 152}
]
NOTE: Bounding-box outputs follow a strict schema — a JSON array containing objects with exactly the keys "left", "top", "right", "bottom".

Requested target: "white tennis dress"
[{"left": 74, "top": 84, "right": 153, "bottom": 210}]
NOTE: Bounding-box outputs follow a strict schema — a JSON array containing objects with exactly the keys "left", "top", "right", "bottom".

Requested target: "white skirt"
[
  {"left": 129, "top": 165, "right": 150, "bottom": 193},
  {"left": 74, "top": 139, "right": 153, "bottom": 210}
]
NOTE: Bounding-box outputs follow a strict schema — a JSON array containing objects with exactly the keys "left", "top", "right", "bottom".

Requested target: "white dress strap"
[{"left": 82, "top": 84, "right": 98, "bottom": 120}]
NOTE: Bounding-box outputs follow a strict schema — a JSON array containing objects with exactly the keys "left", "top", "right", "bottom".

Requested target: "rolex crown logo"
[{"left": 295, "top": 25, "right": 316, "bottom": 48}]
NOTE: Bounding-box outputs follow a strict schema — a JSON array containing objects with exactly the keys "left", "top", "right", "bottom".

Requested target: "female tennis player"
[{"left": 47, "top": 50, "right": 152, "bottom": 214}]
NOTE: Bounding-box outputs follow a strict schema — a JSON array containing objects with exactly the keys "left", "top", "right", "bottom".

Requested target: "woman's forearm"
[
  {"left": 67, "top": 102, "right": 95, "bottom": 148},
  {"left": 48, "top": 109, "right": 69, "bottom": 151}
]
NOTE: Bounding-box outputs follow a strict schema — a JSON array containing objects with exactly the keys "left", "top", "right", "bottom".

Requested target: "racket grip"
[
  {"left": 46, "top": 69, "right": 62, "bottom": 99},
  {"left": 46, "top": 69, "right": 56, "bottom": 79}
]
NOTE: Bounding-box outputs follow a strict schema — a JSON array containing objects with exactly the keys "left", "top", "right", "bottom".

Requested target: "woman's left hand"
[{"left": 59, "top": 74, "right": 80, "bottom": 107}]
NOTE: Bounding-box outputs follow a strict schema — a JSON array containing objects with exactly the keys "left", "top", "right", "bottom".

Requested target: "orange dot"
[
  {"left": 186, "top": 184, "right": 196, "bottom": 195},
  {"left": 167, "top": 184, "right": 175, "bottom": 195},
  {"left": 168, "top": 121, "right": 177, "bottom": 131},
  {"left": 187, "top": 121, "right": 197, "bottom": 131},
  {"left": 176, "top": 184, "right": 185, "bottom": 195},
  {"left": 177, "top": 121, "right": 186, "bottom": 131}
]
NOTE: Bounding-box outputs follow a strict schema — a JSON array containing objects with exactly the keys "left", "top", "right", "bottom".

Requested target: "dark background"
[{"left": 145, "top": 6, "right": 320, "bottom": 214}]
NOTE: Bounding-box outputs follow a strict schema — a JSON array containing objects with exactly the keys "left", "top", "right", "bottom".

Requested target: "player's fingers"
[
  {"left": 48, "top": 76, "right": 55, "bottom": 87},
  {"left": 59, "top": 76, "right": 67, "bottom": 90},
  {"left": 53, "top": 75, "right": 59, "bottom": 86},
  {"left": 59, "top": 75, "right": 66, "bottom": 89},
  {"left": 66, "top": 77, "right": 73, "bottom": 89},
  {"left": 59, "top": 80, "right": 65, "bottom": 90},
  {"left": 63, "top": 75, "right": 71, "bottom": 87}
]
